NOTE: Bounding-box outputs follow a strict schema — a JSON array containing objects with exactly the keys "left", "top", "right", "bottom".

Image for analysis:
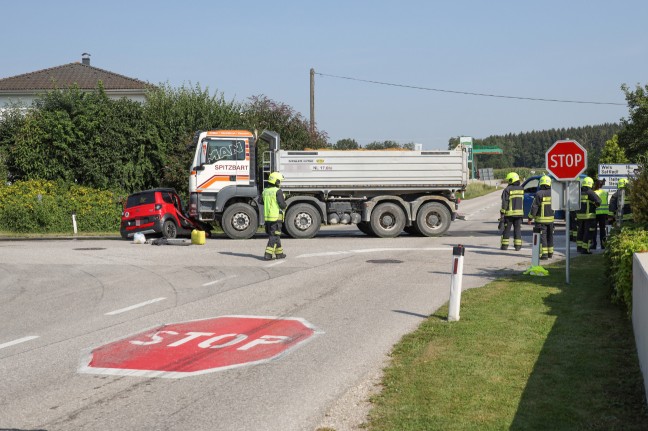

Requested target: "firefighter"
[
  {"left": 592, "top": 179, "right": 609, "bottom": 250},
  {"left": 609, "top": 178, "right": 633, "bottom": 226},
  {"left": 576, "top": 176, "right": 601, "bottom": 254},
  {"left": 500, "top": 172, "right": 524, "bottom": 251},
  {"left": 262, "top": 171, "right": 287, "bottom": 260},
  {"left": 528, "top": 175, "right": 554, "bottom": 259}
]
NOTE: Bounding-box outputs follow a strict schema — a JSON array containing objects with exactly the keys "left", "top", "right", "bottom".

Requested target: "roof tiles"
[{"left": 0, "top": 62, "right": 152, "bottom": 91}]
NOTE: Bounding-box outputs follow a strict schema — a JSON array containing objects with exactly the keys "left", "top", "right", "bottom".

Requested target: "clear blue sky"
[{"left": 1, "top": 0, "right": 646, "bottom": 149}]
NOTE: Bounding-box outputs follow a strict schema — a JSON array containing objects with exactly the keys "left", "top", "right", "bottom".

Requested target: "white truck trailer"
[{"left": 188, "top": 130, "right": 468, "bottom": 239}]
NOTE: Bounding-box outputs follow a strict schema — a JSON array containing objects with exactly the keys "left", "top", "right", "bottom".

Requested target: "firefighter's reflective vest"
[
  {"left": 501, "top": 184, "right": 524, "bottom": 217},
  {"left": 577, "top": 188, "right": 601, "bottom": 220},
  {"left": 594, "top": 189, "right": 609, "bottom": 216},
  {"left": 529, "top": 187, "right": 554, "bottom": 223},
  {"left": 263, "top": 187, "right": 282, "bottom": 222}
]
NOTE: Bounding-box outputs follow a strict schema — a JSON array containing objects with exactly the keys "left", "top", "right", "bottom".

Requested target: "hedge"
[
  {"left": 604, "top": 225, "right": 648, "bottom": 315},
  {"left": 0, "top": 180, "right": 122, "bottom": 233}
]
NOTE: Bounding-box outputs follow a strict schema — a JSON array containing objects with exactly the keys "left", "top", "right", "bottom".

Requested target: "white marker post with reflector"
[
  {"left": 448, "top": 245, "right": 465, "bottom": 322},
  {"left": 531, "top": 226, "right": 541, "bottom": 266}
]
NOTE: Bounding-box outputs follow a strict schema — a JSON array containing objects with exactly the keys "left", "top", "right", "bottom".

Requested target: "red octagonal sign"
[
  {"left": 79, "top": 315, "right": 321, "bottom": 378},
  {"left": 545, "top": 140, "right": 587, "bottom": 180}
]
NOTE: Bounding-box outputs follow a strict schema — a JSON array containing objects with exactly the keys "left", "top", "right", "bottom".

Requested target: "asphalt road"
[{"left": 0, "top": 191, "right": 575, "bottom": 431}]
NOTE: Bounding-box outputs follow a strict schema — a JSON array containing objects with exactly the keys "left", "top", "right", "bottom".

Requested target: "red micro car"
[{"left": 120, "top": 188, "right": 208, "bottom": 239}]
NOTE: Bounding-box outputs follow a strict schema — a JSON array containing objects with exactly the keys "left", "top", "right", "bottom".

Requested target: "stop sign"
[
  {"left": 79, "top": 315, "right": 321, "bottom": 378},
  {"left": 545, "top": 140, "right": 587, "bottom": 180}
]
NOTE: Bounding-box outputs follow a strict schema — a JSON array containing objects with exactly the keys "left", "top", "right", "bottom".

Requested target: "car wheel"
[{"left": 162, "top": 220, "right": 178, "bottom": 239}]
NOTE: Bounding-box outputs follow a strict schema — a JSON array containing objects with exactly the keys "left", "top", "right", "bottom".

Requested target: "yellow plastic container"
[{"left": 191, "top": 229, "right": 206, "bottom": 245}]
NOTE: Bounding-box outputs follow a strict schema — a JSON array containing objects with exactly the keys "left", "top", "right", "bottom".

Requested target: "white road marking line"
[
  {"left": 0, "top": 335, "right": 39, "bottom": 350},
  {"left": 265, "top": 260, "right": 286, "bottom": 268},
  {"left": 105, "top": 297, "right": 167, "bottom": 316},
  {"left": 202, "top": 275, "right": 237, "bottom": 287},
  {"left": 297, "top": 247, "right": 451, "bottom": 259}
]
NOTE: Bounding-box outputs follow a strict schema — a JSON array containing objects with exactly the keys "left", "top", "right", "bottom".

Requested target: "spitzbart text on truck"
[{"left": 188, "top": 130, "right": 469, "bottom": 239}]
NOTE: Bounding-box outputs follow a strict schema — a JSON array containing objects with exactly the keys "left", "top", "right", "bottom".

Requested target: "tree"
[
  {"left": 333, "top": 138, "right": 360, "bottom": 150},
  {"left": 598, "top": 135, "right": 628, "bottom": 164},
  {"left": 0, "top": 104, "right": 26, "bottom": 183},
  {"left": 144, "top": 83, "right": 246, "bottom": 194},
  {"left": 618, "top": 83, "right": 648, "bottom": 160},
  {"left": 628, "top": 154, "right": 648, "bottom": 223},
  {"left": 365, "top": 140, "right": 411, "bottom": 150},
  {"left": 242, "top": 95, "right": 329, "bottom": 166}
]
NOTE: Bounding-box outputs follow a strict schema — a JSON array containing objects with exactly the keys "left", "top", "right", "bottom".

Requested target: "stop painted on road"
[{"left": 79, "top": 315, "right": 322, "bottom": 378}]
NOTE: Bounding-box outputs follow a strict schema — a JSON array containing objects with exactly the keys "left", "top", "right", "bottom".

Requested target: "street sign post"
[
  {"left": 79, "top": 315, "right": 321, "bottom": 378},
  {"left": 545, "top": 140, "right": 587, "bottom": 284}
]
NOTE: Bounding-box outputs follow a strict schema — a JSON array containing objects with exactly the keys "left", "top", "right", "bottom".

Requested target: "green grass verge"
[
  {"left": 367, "top": 255, "right": 647, "bottom": 430},
  {"left": 463, "top": 182, "right": 498, "bottom": 200}
]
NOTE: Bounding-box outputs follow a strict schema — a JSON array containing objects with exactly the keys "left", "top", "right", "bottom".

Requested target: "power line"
[{"left": 315, "top": 72, "right": 626, "bottom": 106}]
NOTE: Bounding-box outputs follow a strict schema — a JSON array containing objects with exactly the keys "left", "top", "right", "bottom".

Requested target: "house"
[{"left": 0, "top": 54, "right": 153, "bottom": 109}]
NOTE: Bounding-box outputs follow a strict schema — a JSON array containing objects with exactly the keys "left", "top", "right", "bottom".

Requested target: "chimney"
[{"left": 81, "top": 53, "right": 91, "bottom": 66}]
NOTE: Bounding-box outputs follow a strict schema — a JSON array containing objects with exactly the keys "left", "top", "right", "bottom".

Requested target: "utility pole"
[{"left": 310, "top": 68, "right": 315, "bottom": 135}]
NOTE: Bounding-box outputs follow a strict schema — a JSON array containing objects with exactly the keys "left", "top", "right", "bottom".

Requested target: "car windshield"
[
  {"left": 126, "top": 192, "right": 156, "bottom": 208},
  {"left": 524, "top": 178, "right": 539, "bottom": 194}
]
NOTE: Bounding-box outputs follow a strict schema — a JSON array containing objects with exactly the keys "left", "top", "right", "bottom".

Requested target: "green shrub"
[
  {"left": 0, "top": 179, "right": 122, "bottom": 233},
  {"left": 493, "top": 167, "right": 545, "bottom": 181},
  {"left": 604, "top": 225, "right": 648, "bottom": 315}
]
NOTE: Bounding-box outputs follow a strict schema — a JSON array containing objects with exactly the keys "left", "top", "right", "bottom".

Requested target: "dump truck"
[{"left": 188, "top": 130, "right": 468, "bottom": 239}]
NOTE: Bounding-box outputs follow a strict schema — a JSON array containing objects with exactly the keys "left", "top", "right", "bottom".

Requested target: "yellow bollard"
[{"left": 191, "top": 229, "right": 206, "bottom": 245}]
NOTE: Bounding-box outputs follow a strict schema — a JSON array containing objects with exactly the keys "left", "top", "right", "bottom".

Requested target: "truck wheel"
[
  {"left": 222, "top": 203, "right": 258, "bottom": 239},
  {"left": 357, "top": 221, "right": 376, "bottom": 236},
  {"left": 162, "top": 220, "right": 178, "bottom": 239},
  {"left": 370, "top": 202, "right": 406, "bottom": 238},
  {"left": 416, "top": 202, "right": 451, "bottom": 236},
  {"left": 285, "top": 203, "right": 321, "bottom": 239}
]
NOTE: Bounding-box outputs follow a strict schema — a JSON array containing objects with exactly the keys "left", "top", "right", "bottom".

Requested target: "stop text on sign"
[
  {"left": 130, "top": 330, "right": 288, "bottom": 351},
  {"left": 548, "top": 153, "right": 583, "bottom": 168}
]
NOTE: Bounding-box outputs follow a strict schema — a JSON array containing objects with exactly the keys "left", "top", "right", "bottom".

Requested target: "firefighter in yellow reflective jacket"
[
  {"left": 576, "top": 176, "right": 601, "bottom": 254},
  {"left": 262, "top": 172, "right": 288, "bottom": 260},
  {"left": 500, "top": 172, "right": 524, "bottom": 251},
  {"left": 528, "top": 175, "right": 554, "bottom": 259},
  {"left": 592, "top": 179, "right": 609, "bottom": 250},
  {"left": 609, "top": 178, "right": 633, "bottom": 226}
]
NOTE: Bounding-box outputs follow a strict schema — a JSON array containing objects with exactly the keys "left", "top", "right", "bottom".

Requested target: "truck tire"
[
  {"left": 370, "top": 202, "right": 406, "bottom": 238},
  {"left": 162, "top": 220, "right": 178, "bottom": 239},
  {"left": 357, "top": 221, "right": 376, "bottom": 236},
  {"left": 222, "top": 203, "right": 258, "bottom": 239},
  {"left": 285, "top": 203, "right": 321, "bottom": 239},
  {"left": 416, "top": 202, "right": 451, "bottom": 236}
]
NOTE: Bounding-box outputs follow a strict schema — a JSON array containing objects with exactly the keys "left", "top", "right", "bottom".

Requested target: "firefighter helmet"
[
  {"left": 268, "top": 171, "right": 284, "bottom": 185},
  {"left": 539, "top": 175, "right": 552, "bottom": 187},
  {"left": 618, "top": 178, "right": 628, "bottom": 189},
  {"left": 582, "top": 176, "right": 594, "bottom": 188},
  {"left": 506, "top": 172, "right": 520, "bottom": 184}
]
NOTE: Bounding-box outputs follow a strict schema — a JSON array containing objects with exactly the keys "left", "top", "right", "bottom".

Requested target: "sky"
[{"left": 1, "top": 0, "right": 646, "bottom": 150}]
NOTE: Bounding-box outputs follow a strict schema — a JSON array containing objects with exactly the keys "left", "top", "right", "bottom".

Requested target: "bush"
[
  {"left": 0, "top": 180, "right": 122, "bottom": 233},
  {"left": 493, "top": 167, "right": 544, "bottom": 181},
  {"left": 604, "top": 225, "right": 648, "bottom": 315}
]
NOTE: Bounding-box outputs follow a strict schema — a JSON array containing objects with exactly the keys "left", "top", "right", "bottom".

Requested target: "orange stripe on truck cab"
[
  {"left": 198, "top": 175, "right": 231, "bottom": 189},
  {"left": 206, "top": 130, "right": 254, "bottom": 137}
]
